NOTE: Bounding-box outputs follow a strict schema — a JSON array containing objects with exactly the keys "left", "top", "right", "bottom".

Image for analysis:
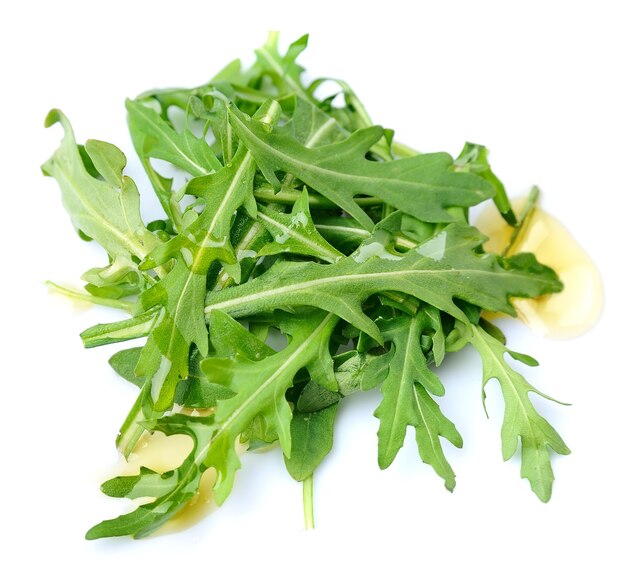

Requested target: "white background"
[{"left": 2, "top": 1, "right": 624, "bottom": 567}]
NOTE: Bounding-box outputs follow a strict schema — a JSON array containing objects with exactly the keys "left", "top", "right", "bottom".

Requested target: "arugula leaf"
[
  {"left": 42, "top": 110, "right": 158, "bottom": 265},
  {"left": 80, "top": 308, "right": 159, "bottom": 348},
  {"left": 411, "top": 384, "right": 463, "bottom": 491},
  {"left": 174, "top": 350, "right": 235, "bottom": 408},
  {"left": 45, "top": 280, "right": 134, "bottom": 311},
  {"left": 333, "top": 350, "right": 392, "bottom": 396},
  {"left": 374, "top": 310, "right": 462, "bottom": 490},
  {"left": 257, "top": 189, "right": 343, "bottom": 263},
  {"left": 126, "top": 97, "right": 221, "bottom": 177},
  {"left": 227, "top": 101, "right": 495, "bottom": 230},
  {"left": 470, "top": 325, "right": 570, "bottom": 502},
  {"left": 205, "top": 224, "right": 562, "bottom": 343},
  {"left": 285, "top": 404, "right": 338, "bottom": 482}
]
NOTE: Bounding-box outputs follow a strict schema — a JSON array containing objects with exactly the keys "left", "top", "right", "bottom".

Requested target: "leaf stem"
[
  {"left": 504, "top": 186, "right": 540, "bottom": 257},
  {"left": 391, "top": 140, "right": 420, "bottom": 158},
  {"left": 303, "top": 474, "right": 315, "bottom": 530},
  {"left": 254, "top": 187, "right": 383, "bottom": 208}
]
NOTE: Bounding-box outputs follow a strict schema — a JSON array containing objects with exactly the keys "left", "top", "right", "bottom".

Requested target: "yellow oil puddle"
[{"left": 476, "top": 195, "right": 603, "bottom": 338}]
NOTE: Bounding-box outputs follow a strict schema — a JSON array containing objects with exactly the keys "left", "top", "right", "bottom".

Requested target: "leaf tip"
[
  {"left": 44, "top": 108, "right": 63, "bottom": 128},
  {"left": 84, "top": 524, "right": 105, "bottom": 541},
  {"left": 531, "top": 483, "right": 553, "bottom": 503}
]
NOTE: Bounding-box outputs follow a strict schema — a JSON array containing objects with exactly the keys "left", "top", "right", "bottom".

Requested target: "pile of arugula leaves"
[{"left": 42, "top": 33, "right": 569, "bottom": 539}]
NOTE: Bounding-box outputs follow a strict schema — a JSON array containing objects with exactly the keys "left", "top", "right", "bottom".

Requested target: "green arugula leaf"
[
  {"left": 227, "top": 101, "right": 495, "bottom": 229},
  {"left": 470, "top": 324, "right": 570, "bottom": 502},
  {"left": 333, "top": 350, "right": 392, "bottom": 396},
  {"left": 257, "top": 189, "right": 343, "bottom": 263},
  {"left": 374, "top": 310, "right": 462, "bottom": 490},
  {"left": 412, "top": 383, "right": 463, "bottom": 491},
  {"left": 284, "top": 404, "right": 338, "bottom": 482},
  {"left": 308, "top": 75, "right": 398, "bottom": 160},
  {"left": 45, "top": 281, "right": 134, "bottom": 311},
  {"left": 126, "top": 97, "right": 221, "bottom": 177},
  {"left": 80, "top": 254, "right": 147, "bottom": 299},
  {"left": 42, "top": 110, "right": 158, "bottom": 264},
  {"left": 80, "top": 308, "right": 159, "bottom": 348},
  {"left": 126, "top": 97, "right": 223, "bottom": 228},
  {"left": 174, "top": 349, "right": 234, "bottom": 409},
  {"left": 205, "top": 224, "right": 562, "bottom": 343}
]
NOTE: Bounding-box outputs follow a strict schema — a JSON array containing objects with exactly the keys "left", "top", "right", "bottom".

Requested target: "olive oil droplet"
[{"left": 476, "top": 197, "right": 603, "bottom": 338}]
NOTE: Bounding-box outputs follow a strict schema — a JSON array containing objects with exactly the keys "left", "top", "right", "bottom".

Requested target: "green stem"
[
  {"left": 303, "top": 474, "right": 315, "bottom": 530},
  {"left": 391, "top": 140, "right": 420, "bottom": 158},
  {"left": 394, "top": 235, "right": 418, "bottom": 251},
  {"left": 504, "top": 186, "right": 540, "bottom": 257},
  {"left": 254, "top": 187, "right": 383, "bottom": 208}
]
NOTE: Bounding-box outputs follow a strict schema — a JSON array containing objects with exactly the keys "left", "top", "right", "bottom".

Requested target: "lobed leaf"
[
  {"left": 257, "top": 189, "right": 343, "bottom": 263},
  {"left": 43, "top": 110, "right": 158, "bottom": 263},
  {"left": 374, "top": 310, "right": 462, "bottom": 490},
  {"left": 205, "top": 224, "right": 563, "bottom": 343},
  {"left": 470, "top": 325, "right": 570, "bottom": 502},
  {"left": 227, "top": 101, "right": 495, "bottom": 230}
]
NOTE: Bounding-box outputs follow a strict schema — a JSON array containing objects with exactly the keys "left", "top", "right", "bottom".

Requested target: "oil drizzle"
[{"left": 476, "top": 195, "right": 603, "bottom": 338}]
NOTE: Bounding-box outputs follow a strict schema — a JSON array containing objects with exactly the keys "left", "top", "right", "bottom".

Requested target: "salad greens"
[{"left": 42, "top": 32, "right": 569, "bottom": 539}]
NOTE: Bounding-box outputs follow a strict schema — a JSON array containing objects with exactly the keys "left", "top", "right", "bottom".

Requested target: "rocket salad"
[{"left": 42, "top": 33, "right": 568, "bottom": 539}]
